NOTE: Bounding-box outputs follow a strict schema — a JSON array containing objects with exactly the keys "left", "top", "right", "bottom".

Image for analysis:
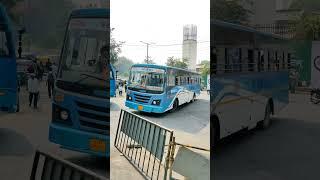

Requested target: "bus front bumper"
[
  {"left": 125, "top": 101, "right": 167, "bottom": 113},
  {"left": 49, "top": 123, "right": 109, "bottom": 157}
]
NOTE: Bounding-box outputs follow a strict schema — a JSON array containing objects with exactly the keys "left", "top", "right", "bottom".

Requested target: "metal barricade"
[
  {"left": 114, "top": 109, "right": 174, "bottom": 180},
  {"left": 30, "top": 150, "right": 107, "bottom": 180}
]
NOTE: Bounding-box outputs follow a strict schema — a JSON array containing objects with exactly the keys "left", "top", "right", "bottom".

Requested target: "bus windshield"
[
  {"left": 59, "top": 18, "right": 108, "bottom": 90},
  {"left": 129, "top": 67, "right": 165, "bottom": 92},
  {"left": 0, "top": 30, "right": 9, "bottom": 57}
]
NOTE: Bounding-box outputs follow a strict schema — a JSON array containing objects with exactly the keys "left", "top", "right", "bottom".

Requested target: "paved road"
[
  {"left": 214, "top": 93, "right": 320, "bottom": 180},
  {"left": 0, "top": 82, "right": 107, "bottom": 179},
  {"left": 110, "top": 91, "right": 210, "bottom": 179}
]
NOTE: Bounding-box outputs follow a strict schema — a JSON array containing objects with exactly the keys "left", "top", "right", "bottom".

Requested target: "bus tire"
[
  {"left": 258, "top": 103, "right": 271, "bottom": 129},
  {"left": 212, "top": 115, "right": 220, "bottom": 147},
  {"left": 171, "top": 99, "right": 179, "bottom": 112},
  {"left": 16, "top": 96, "right": 20, "bottom": 112},
  {"left": 191, "top": 93, "right": 196, "bottom": 102}
]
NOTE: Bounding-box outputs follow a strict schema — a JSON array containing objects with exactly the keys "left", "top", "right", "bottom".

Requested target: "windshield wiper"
[{"left": 73, "top": 73, "right": 106, "bottom": 84}]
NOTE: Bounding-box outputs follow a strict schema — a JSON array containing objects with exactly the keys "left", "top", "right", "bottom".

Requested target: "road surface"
[
  {"left": 0, "top": 82, "right": 107, "bottom": 179},
  {"left": 214, "top": 93, "right": 320, "bottom": 180},
  {"left": 110, "top": 91, "right": 210, "bottom": 179}
]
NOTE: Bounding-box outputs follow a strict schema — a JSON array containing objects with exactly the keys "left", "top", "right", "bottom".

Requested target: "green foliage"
[
  {"left": 166, "top": 56, "right": 188, "bottom": 69},
  {"left": 291, "top": 0, "right": 320, "bottom": 40},
  {"left": 113, "top": 56, "right": 134, "bottom": 77},
  {"left": 110, "top": 28, "right": 124, "bottom": 64},
  {"left": 200, "top": 60, "right": 210, "bottom": 76},
  {"left": 212, "top": 0, "right": 252, "bottom": 24}
]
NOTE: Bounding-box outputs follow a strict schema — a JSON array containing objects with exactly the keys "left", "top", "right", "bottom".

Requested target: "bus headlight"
[
  {"left": 60, "top": 110, "right": 69, "bottom": 120},
  {"left": 127, "top": 95, "right": 132, "bottom": 101},
  {"left": 152, "top": 100, "right": 161, "bottom": 105}
]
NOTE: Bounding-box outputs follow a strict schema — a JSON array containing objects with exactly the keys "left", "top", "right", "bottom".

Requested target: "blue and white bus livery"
[{"left": 125, "top": 64, "right": 201, "bottom": 113}]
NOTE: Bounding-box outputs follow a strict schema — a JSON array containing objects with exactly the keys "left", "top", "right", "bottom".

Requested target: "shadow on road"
[
  {"left": 0, "top": 128, "right": 34, "bottom": 156},
  {"left": 214, "top": 117, "right": 320, "bottom": 180}
]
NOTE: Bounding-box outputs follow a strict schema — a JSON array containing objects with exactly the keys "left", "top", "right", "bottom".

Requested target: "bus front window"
[
  {"left": 129, "top": 67, "right": 165, "bottom": 93},
  {"left": 59, "top": 18, "right": 108, "bottom": 91}
]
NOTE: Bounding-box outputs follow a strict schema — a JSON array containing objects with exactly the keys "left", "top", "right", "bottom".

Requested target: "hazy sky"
[{"left": 111, "top": 0, "right": 210, "bottom": 65}]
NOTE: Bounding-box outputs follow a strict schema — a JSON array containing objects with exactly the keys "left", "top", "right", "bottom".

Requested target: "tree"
[
  {"left": 110, "top": 28, "right": 124, "bottom": 64},
  {"left": 166, "top": 56, "right": 188, "bottom": 69},
  {"left": 113, "top": 56, "right": 134, "bottom": 77},
  {"left": 200, "top": 60, "right": 210, "bottom": 77},
  {"left": 143, "top": 57, "right": 155, "bottom": 64},
  {"left": 290, "top": 0, "right": 320, "bottom": 40},
  {"left": 212, "top": 0, "right": 252, "bottom": 24}
]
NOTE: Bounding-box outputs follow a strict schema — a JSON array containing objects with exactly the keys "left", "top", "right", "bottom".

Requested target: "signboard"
[
  {"left": 311, "top": 41, "right": 320, "bottom": 88},
  {"left": 131, "top": 67, "right": 165, "bottom": 74}
]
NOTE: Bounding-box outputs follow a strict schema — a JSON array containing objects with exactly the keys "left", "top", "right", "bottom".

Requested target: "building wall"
[
  {"left": 182, "top": 25, "right": 197, "bottom": 71},
  {"left": 249, "top": 0, "right": 295, "bottom": 25}
]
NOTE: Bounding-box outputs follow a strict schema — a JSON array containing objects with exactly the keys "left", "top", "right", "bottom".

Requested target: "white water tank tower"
[{"left": 182, "top": 25, "right": 197, "bottom": 71}]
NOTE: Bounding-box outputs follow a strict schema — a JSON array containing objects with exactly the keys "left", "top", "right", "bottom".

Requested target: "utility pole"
[{"left": 140, "top": 41, "right": 154, "bottom": 64}]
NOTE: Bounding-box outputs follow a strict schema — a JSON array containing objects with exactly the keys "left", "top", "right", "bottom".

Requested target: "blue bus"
[
  {"left": 211, "top": 20, "right": 290, "bottom": 146},
  {"left": 49, "top": 8, "right": 109, "bottom": 157},
  {"left": 110, "top": 64, "right": 116, "bottom": 97},
  {"left": 0, "top": 4, "right": 19, "bottom": 112},
  {"left": 125, "top": 64, "right": 201, "bottom": 113}
]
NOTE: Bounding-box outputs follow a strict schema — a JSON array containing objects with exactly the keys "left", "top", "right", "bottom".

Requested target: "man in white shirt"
[{"left": 28, "top": 73, "right": 40, "bottom": 108}]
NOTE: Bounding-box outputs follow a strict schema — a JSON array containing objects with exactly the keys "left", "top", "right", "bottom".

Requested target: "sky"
[{"left": 111, "top": 0, "right": 210, "bottom": 65}]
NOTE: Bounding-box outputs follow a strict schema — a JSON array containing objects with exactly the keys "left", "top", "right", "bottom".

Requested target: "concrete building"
[
  {"left": 182, "top": 24, "right": 197, "bottom": 71},
  {"left": 245, "top": 0, "right": 299, "bottom": 38}
]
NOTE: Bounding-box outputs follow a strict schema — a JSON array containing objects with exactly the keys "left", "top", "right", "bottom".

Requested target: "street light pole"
[{"left": 140, "top": 41, "right": 154, "bottom": 64}]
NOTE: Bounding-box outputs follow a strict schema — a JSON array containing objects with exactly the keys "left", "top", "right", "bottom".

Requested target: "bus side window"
[{"left": 175, "top": 77, "right": 179, "bottom": 85}]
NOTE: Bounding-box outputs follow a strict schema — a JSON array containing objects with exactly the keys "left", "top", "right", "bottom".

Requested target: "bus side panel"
[
  {"left": 211, "top": 74, "right": 252, "bottom": 138},
  {"left": 211, "top": 71, "right": 289, "bottom": 138},
  {"left": 0, "top": 58, "right": 17, "bottom": 111}
]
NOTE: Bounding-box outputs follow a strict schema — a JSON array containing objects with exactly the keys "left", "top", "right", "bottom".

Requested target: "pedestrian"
[
  {"left": 118, "top": 83, "right": 123, "bottom": 96},
  {"left": 46, "top": 69, "right": 55, "bottom": 98},
  {"left": 28, "top": 73, "right": 40, "bottom": 108}
]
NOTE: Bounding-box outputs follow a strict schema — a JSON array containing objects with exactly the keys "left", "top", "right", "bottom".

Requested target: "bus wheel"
[
  {"left": 171, "top": 99, "right": 179, "bottom": 112},
  {"left": 258, "top": 103, "right": 271, "bottom": 129},
  {"left": 192, "top": 93, "right": 196, "bottom": 102}
]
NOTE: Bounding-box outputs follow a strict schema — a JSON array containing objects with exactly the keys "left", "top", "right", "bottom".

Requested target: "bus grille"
[
  {"left": 76, "top": 101, "right": 109, "bottom": 135},
  {"left": 134, "top": 94, "right": 151, "bottom": 104}
]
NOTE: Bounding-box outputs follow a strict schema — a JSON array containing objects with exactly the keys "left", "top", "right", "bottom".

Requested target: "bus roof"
[
  {"left": 132, "top": 64, "right": 200, "bottom": 75},
  {"left": 212, "top": 19, "right": 286, "bottom": 40},
  {"left": 70, "top": 8, "right": 109, "bottom": 18}
]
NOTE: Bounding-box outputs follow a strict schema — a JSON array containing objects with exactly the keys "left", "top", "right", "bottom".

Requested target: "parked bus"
[
  {"left": 110, "top": 64, "right": 116, "bottom": 97},
  {"left": 211, "top": 20, "right": 290, "bottom": 146},
  {"left": 49, "top": 8, "right": 109, "bottom": 157},
  {"left": 125, "top": 64, "right": 201, "bottom": 113},
  {"left": 0, "top": 4, "right": 19, "bottom": 112}
]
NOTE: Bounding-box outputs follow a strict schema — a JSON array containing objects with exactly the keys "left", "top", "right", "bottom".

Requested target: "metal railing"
[
  {"left": 30, "top": 150, "right": 107, "bottom": 180},
  {"left": 114, "top": 109, "right": 174, "bottom": 180}
]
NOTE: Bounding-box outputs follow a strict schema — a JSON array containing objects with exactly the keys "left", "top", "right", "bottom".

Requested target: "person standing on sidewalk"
[
  {"left": 28, "top": 73, "right": 40, "bottom": 108},
  {"left": 46, "top": 69, "right": 55, "bottom": 98}
]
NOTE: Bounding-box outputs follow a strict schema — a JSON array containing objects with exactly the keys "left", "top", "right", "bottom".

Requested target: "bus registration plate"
[
  {"left": 138, "top": 105, "right": 143, "bottom": 111},
  {"left": 89, "top": 139, "right": 106, "bottom": 152}
]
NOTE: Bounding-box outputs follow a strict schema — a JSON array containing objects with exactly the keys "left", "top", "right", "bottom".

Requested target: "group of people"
[{"left": 27, "top": 59, "right": 56, "bottom": 109}]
